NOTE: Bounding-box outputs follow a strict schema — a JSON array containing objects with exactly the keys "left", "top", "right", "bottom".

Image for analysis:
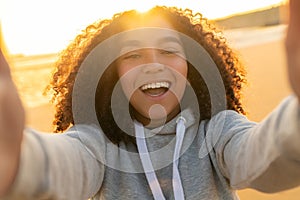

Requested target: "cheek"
[
  {"left": 117, "top": 60, "right": 141, "bottom": 79},
  {"left": 117, "top": 64, "right": 139, "bottom": 98},
  {"left": 171, "top": 60, "right": 188, "bottom": 98},
  {"left": 117, "top": 63, "right": 129, "bottom": 78},
  {"left": 180, "top": 61, "right": 188, "bottom": 77},
  {"left": 171, "top": 59, "right": 188, "bottom": 78},
  {"left": 117, "top": 62, "right": 132, "bottom": 87},
  {"left": 165, "top": 55, "right": 187, "bottom": 72}
]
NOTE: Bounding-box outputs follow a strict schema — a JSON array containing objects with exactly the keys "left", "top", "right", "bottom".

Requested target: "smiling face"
[{"left": 116, "top": 16, "right": 188, "bottom": 127}]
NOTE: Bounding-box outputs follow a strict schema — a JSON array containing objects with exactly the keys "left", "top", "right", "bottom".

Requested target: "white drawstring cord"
[
  {"left": 135, "top": 121, "right": 166, "bottom": 200},
  {"left": 135, "top": 116, "right": 186, "bottom": 200},
  {"left": 173, "top": 116, "right": 186, "bottom": 200}
]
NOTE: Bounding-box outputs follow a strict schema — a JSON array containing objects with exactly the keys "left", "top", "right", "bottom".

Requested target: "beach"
[
  {"left": 9, "top": 24, "right": 300, "bottom": 199},
  {"left": 225, "top": 25, "right": 300, "bottom": 200}
]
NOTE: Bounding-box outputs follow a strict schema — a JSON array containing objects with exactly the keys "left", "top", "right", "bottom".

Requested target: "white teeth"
[{"left": 141, "top": 81, "right": 170, "bottom": 91}]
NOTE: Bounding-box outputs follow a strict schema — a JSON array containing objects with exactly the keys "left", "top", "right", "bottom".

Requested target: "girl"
[{"left": 1, "top": 2, "right": 300, "bottom": 200}]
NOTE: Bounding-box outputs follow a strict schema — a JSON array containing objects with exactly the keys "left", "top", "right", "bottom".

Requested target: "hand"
[
  {"left": 285, "top": 0, "right": 300, "bottom": 102},
  {"left": 0, "top": 50, "right": 25, "bottom": 196}
]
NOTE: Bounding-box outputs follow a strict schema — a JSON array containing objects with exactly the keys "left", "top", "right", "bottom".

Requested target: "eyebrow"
[
  {"left": 120, "top": 36, "right": 183, "bottom": 49},
  {"left": 159, "top": 36, "right": 183, "bottom": 46},
  {"left": 121, "top": 40, "right": 141, "bottom": 48}
]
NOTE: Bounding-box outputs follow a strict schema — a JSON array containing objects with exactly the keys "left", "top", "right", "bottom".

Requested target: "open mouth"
[{"left": 140, "top": 81, "right": 170, "bottom": 97}]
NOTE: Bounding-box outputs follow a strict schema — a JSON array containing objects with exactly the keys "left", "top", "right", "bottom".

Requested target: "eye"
[
  {"left": 161, "top": 50, "right": 177, "bottom": 54},
  {"left": 160, "top": 48, "right": 182, "bottom": 57},
  {"left": 123, "top": 51, "right": 141, "bottom": 59}
]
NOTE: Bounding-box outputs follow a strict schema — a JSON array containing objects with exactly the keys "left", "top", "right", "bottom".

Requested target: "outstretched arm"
[
  {"left": 0, "top": 50, "right": 25, "bottom": 196},
  {"left": 286, "top": 0, "right": 300, "bottom": 102},
  {"left": 0, "top": 52, "right": 105, "bottom": 199},
  {"left": 215, "top": 0, "right": 300, "bottom": 192}
]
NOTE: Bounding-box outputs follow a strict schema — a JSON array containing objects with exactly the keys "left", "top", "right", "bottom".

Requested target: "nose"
[
  {"left": 142, "top": 49, "right": 165, "bottom": 73},
  {"left": 142, "top": 62, "right": 165, "bottom": 73}
]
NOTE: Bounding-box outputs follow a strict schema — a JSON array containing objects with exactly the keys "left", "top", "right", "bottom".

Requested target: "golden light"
[
  {"left": 0, "top": 0, "right": 284, "bottom": 56},
  {"left": 127, "top": 1, "right": 156, "bottom": 13}
]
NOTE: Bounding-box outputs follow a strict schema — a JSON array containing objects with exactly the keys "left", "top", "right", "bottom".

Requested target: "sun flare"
[{"left": 1, "top": 0, "right": 285, "bottom": 56}]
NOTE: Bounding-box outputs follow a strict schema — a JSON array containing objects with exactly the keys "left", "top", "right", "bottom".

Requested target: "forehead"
[
  {"left": 120, "top": 17, "right": 181, "bottom": 52},
  {"left": 123, "top": 15, "right": 174, "bottom": 30},
  {"left": 119, "top": 15, "right": 182, "bottom": 48},
  {"left": 120, "top": 28, "right": 182, "bottom": 47}
]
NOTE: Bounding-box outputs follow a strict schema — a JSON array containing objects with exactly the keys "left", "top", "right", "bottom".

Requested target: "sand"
[
  {"left": 10, "top": 25, "right": 300, "bottom": 199},
  {"left": 233, "top": 33, "right": 300, "bottom": 200}
]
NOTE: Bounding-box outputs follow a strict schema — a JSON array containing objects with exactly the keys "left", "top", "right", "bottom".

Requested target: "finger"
[
  {"left": 287, "top": 0, "right": 300, "bottom": 41},
  {"left": 285, "top": 0, "right": 300, "bottom": 101},
  {"left": 0, "top": 49, "right": 11, "bottom": 78},
  {"left": 289, "top": 0, "right": 300, "bottom": 29},
  {"left": 286, "top": 0, "right": 300, "bottom": 47}
]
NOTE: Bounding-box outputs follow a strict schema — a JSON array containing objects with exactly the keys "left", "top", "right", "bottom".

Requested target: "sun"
[
  {"left": 130, "top": 1, "right": 155, "bottom": 13},
  {"left": 1, "top": 0, "right": 285, "bottom": 56}
]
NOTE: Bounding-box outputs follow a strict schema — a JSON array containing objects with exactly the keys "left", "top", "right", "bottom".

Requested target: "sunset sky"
[{"left": 0, "top": 0, "right": 284, "bottom": 55}]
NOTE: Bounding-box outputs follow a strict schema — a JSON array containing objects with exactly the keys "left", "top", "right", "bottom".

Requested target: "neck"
[{"left": 133, "top": 105, "right": 181, "bottom": 129}]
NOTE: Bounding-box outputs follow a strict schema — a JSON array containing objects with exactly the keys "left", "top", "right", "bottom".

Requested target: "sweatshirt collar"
[
  {"left": 143, "top": 108, "right": 199, "bottom": 135},
  {"left": 135, "top": 108, "right": 198, "bottom": 200}
]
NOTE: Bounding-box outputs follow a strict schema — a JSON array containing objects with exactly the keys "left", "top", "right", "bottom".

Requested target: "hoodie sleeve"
[
  {"left": 211, "top": 95, "right": 300, "bottom": 192},
  {"left": 2, "top": 124, "right": 105, "bottom": 200}
]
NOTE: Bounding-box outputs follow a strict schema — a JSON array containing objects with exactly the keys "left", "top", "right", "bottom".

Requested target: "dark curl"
[{"left": 46, "top": 6, "right": 247, "bottom": 144}]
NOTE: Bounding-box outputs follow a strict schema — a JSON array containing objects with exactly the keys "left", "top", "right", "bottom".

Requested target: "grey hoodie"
[{"left": 3, "top": 96, "right": 300, "bottom": 200}]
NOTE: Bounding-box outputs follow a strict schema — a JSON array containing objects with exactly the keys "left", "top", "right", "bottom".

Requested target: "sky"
[{"left": 0, "top": 0, "right": 284, "bottom": 55}]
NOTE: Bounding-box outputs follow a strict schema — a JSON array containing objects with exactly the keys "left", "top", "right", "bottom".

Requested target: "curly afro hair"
[{"left": 46, "top": 6, "right": 247, "bottom": 144}]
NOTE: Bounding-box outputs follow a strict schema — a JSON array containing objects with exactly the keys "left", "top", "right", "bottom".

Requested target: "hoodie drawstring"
[
  {"left": 135, "top": 122, "right": 166, "bottom": 200},
  {"left": 135, "top": 116, "right": 186, "bottom": 200},
  {"left": 173, "top": 116, "right": 186, "bottom": 200}
]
